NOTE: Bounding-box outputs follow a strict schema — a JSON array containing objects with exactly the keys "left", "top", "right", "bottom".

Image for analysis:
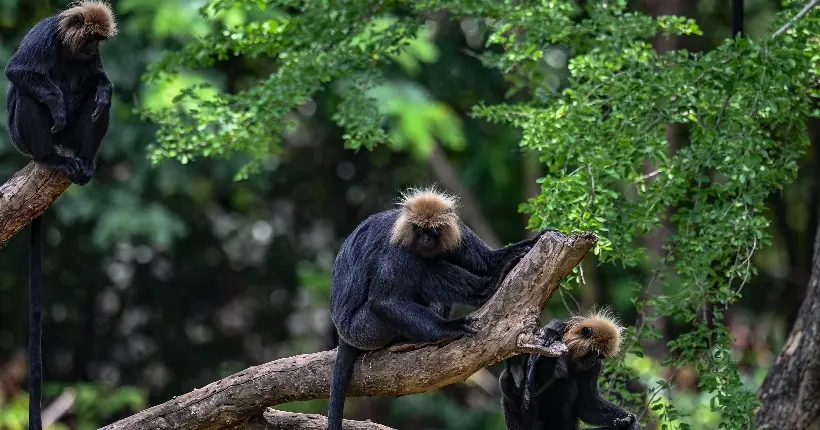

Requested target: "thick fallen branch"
[
  {"left": 0, "top": 161, "right": 71, "bottom": 249},
  {"left": 100, "top": 230, "right": 597, "bottom": 430},
  {"left": 260, "top": 408, "right": 396, "bottom": 430}
]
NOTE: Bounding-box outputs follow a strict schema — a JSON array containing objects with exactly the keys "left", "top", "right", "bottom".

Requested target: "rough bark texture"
[
  {"left": 756, "top": 223, "right": 820, "bottom": 430},
  {"left": 0, "top": 161, "right": 71, "bottom": 249},
  {"left": 258, "top": 409, "right": 395, "bottom": 430},
  {"left": 100, "top": 230, "right": 597, "bottom": 430}
]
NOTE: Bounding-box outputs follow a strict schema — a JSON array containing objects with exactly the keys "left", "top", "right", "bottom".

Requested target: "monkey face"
[
  {"left": 414, "top": 226, "right": 443, "bottom": 258},
  {"left": 575, "top": 351, "right": 602, "bottom": 371},
  {"left": 74, "top": 35, "right": 104, "bottom": 61}
]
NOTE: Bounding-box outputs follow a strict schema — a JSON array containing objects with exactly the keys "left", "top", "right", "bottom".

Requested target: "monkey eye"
[
  {"left": 580, "top": 326, "right": 593, "bottom": 338},
  {"left": 72, "top": 15, "right": 84, "bottom": 27}
]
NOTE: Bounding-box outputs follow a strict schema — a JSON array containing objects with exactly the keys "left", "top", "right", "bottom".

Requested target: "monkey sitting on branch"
[
  {"left": 499, "top": 309, "right": 642, "bottom": 430},
  {"left": 5, "top": 0, "right": 116, "bottom": 186},
  {"left": 3, "top": 2, "right": 116, "bottom": 430},
  {"left": 328, "top": 186, "right": 544, "bottom": 430}
]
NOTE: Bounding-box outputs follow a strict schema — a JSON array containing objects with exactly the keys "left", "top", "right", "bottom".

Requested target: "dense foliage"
[{"left": 141, "top": 1, "right": 820, "bottom": 428}]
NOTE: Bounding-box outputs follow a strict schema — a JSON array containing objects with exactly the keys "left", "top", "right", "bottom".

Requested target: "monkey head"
[
  {"left": 57, "top": 0, "right": 117, "bottom": 61},
  {"left": 563, "top": 308, "right": 623, "bottom": 371},
  {"left": 391, "top": 187, "right": 462, "bottom": 258}
]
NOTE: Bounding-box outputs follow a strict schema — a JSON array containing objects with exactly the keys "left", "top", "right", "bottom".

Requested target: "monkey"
[
  {"left": 3, "top": 3, "right": 116, "bottom": 429},
  {"left": 327, "top": 187, "right": 544, "bottom": 430},
  {"left": 5, "top": 0, "right": 117, "bottom": 185},
  {"left": 499, "top": 309, "right": 641, "bottom": 430}
]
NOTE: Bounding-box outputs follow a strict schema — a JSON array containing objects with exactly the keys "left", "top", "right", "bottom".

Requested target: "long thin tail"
[
  {"left": 28, "top": 216, "right": 43, "bottom": 430},
  {"left": 328, "top": 340, "right": 358, "bottom": 430}
]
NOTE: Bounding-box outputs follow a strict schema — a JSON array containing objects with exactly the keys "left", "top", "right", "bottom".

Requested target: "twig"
[
  {"left": 263, "top": 408, "right": 395, "bottom": 430},
  {"left": 772, "top": 0, "right": 820, "bottom": 38},
  {"left": 41, "top": 388, "right": 76, "bottom": 428}
]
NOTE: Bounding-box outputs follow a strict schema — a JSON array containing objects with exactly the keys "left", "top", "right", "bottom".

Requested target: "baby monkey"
[{"left": 499, "top": 309, "right": 641, "bottom": 430}]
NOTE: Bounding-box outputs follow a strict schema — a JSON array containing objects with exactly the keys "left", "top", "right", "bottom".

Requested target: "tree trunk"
[{"left": 755, "top": 223, "right": 820, "bottom": 430}]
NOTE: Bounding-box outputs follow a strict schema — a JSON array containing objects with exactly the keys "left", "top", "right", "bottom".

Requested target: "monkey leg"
[
  {"left": 7, "top": 93, "right": 84, "bottom": 182},
  {"left": 64, "top": 93, "right": 110, "bottom": 184},
  {"left": 372, "top": 299, "right": 475, "bottom": 347}
]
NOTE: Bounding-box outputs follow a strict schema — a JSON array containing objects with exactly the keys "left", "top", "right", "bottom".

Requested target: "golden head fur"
[
  {"left": 58, "top": 1, "right": 117, "bottom": 53},
  {"left": 563, "top": 307, "right": 623, "bottom": 360},
  {"left": 390, "top": 186, "right": 462, "bottom": 252}
]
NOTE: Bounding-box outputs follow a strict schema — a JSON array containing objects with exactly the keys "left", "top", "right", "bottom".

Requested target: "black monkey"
[
  {"left": 499, "top": 310, "right": 641, "bottom": 430},
  {"left": 3, "top": 3, "right": 116, "bottom": 429},
  {"left": 5, "top": 0, "right": 116, "bottom": 185},
  {"left": 328, "top": 187, "right": 542, "bottom": 430}
]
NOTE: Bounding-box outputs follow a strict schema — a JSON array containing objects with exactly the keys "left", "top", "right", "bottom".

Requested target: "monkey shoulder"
[
  {"left": 5, "top": 17, "right": 60, "bottom": 77},
  {"left": 13, "top": 17, "right": 59, "bottom": 54}
]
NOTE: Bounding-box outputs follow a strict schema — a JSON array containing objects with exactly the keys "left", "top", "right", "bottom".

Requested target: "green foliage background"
[{"left": 1, "top": 0, "right": 819, "bottom": 429}]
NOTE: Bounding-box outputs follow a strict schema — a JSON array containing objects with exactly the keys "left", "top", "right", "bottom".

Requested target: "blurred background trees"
[{"left": 1, "top": 0, "right": 818, "bottom": 429}]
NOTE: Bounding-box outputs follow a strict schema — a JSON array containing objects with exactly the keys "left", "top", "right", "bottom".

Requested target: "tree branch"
[
  {"left": 0, "top": 161, "right": 71, "bottom": 249},
  {"left": 100, "top": 230, "right": 597, "bottom": 430},
  {"left": 772, "top": 0, "right": 820, "bottom": 38},
  {"left": 260, "top": 408, "right": 396, "bottom": 430}
]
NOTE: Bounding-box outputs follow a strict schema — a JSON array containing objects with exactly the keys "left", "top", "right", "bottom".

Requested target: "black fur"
[
  {"left": 28, "top": 216, "right": 43, "bottom": 430},
  {"left": 5, "top": 15, "right": 112, "bottom": 185},
  {"left": 499, "top": 319, "right": 641, "bottom": 430},
  {"left": 327, "top": 208, "right": 540, "bottom": 430},
  {"left": 5, "top": 11, "right": 113, "bottom": 430}
]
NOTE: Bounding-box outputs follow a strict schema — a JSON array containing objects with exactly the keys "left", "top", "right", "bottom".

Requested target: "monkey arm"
[
  {"left": 5, "top": 69, "right": 65, "bottom": 127},
  {"left": 368, "top": 255, "right": 474, "bottom": 344},
  {"left": 576, "top": 363, "right": 639, "bottom": 429},
  {"left": 447, "top": 226, "right": 537, "bottom": 275},
  {"left": 371, "top": 298, "right": 470, "bottom": 344},
  {"left": 422, "top": 261, "right": 495, "bottom": 306},
  {"left": 88, "top": 57, "right": 113, "bottom": 122},
  {"left": 4, "top": 20, "right": 66, "bottom": 127},
  {"left": 525, "top": 353, "right": 566, "bottom": 399},
  {"left": 522, "top": 318, "right": 568, "bottom": 399},
  {"left": 444, "top": 226, "right": 494, "bottom": 273},
  {"left": 499, "top": 365, "right": 534, "bottom": 430}
]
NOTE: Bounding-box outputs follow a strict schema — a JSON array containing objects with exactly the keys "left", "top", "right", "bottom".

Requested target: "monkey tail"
[
  {"left": 28, "top": 216, "right": 43, "bottom": 430},
  {"left": 328, "top": 340, "right": 358, "bottom": 430}
]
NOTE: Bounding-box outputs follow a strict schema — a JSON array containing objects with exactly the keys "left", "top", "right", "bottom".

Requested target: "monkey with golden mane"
[
  {"left": 327, "top": 187, "right": 544, "bottom": 430},
  {"left": 5, "top": 3, "right": 117, "bottom": 430},
  {"left": 499, "top": 309, "right": 642, "bottom": 430}
]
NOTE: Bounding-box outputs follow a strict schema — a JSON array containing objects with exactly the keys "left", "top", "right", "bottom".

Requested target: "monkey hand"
[
  {"left": 92, "top": 99, "right": 110, "bottom": 123},
  {"left": 73, "top": 158, "right": 95, "bottom": 186},
  {"left": 50, "top": 114, "right": 66, "bottom": 134},
  {"left": 614, "top": 413, "right": 640, "bottom": 430},
  {"left": 451, "top": 314, "right": 479, "bottom": 336}
]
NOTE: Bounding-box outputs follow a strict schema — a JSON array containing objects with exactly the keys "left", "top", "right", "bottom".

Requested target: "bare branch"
[
  {"left": 0, "top": 161, "right": 71, "bottom": 249},
  {"left": 100, "top": 231, "right": 597, "bottom": 430},
  {"left": 261, "top": 409, "right": 396, "bottom": 430},
  {"left": 773, "top": 0, "right": 820, "bottom": 38},
  {"left": 42, "top": 388, "right": 76, "bottom": 428}
]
